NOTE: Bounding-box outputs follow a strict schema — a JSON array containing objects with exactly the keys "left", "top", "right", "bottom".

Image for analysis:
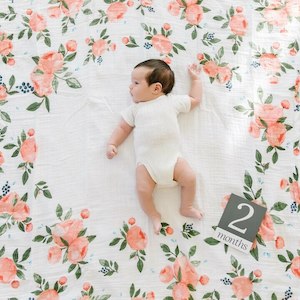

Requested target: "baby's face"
[{"left": 129, "top": 67, "right": 154, "bottom": 103}]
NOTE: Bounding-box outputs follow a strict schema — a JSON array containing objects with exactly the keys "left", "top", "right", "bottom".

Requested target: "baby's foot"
[
  {"left": 150, "top": 214, "right": 162, "bottom": 234},
  {"left": 180, "top": 206, "right": 204, "bottom": 220}
]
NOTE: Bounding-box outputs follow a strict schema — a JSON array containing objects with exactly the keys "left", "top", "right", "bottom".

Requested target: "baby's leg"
[
  {"left": 136, "top": 164, "right": 161, "bottom": 234},
  {"left": 173, "top": 158, "right": 203, "bottom": 219}
]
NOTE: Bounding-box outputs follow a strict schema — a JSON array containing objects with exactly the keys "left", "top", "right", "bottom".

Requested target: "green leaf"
[
  {"left": 272, "top": 151, "right": 278, "bottom": 164},
  {"left": 43, "top": 190, "right": 52, "bottom": 199},
  {"left": 0, "top": 111, "right": 11, "bottom": 123},
  {"left": 27, "top": 102, "right": 42, "bottom": 111},
  {"left": 137, "top": 259, "right": 143, "bottom": 272},
  {"left": 271, "top": 202, "right": 287, "bottom": 211},
  {"left": 189, "top": 245, "right": 196, "bottom": 257},
  {"left": 270, "top": 214, "right": 284, "bottom": 224},
  {"left": 255, "top": 150, "right": 262, "bottom": 163},
  {"left": 204, "top": 237, "right": 220, "bottom": 245},
  {"left": 21, "top": 248, "right": 31, "bottom": 262},
  {"left": 277, "top": 254, "right": 288, "bottom": 262},
  {"left": 66, "top": 78, "right": 81, "bottom": 88},
  {"left": 244, "top": 171, "right": 253, "bottom": 188},
  {"left": 56, "top": 204, "right": 63, "bottom": 219},
  {"left": 65, "top": 52, "right": 76, "bottom": 62}
]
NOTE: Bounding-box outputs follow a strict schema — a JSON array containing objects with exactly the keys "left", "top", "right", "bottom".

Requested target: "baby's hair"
[{"left": 134, "top": 59, "right": 175, "bottom": 94}]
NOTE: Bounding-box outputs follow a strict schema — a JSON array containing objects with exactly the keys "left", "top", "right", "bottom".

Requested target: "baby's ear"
[{"left": 153, "top": 82, "right": 162, "bottom": 94}]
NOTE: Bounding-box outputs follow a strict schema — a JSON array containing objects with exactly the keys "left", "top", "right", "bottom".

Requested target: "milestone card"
[{"left": 215, "top": 193, "right": 267, "bottom": 254}]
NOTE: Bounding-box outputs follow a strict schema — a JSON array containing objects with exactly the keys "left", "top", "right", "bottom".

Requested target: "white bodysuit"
[{"left": 121, "top": 94, "right": 191, "bottom": 187}]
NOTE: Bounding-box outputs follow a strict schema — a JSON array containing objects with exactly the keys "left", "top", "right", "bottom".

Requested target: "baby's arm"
[
  {"left": 106, "top": 119, "right": 133, "bottom": 159},
  {"left": 188, "top": 64, "right": 202, "bottom": 110}
]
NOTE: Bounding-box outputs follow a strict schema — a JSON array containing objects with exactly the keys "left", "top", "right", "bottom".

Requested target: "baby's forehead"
[{"left": 132, "top": 66, "right": 152, "bottom": 78}]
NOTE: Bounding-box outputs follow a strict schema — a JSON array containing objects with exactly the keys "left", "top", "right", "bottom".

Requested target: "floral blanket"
[{"left": 0, "top": 0, "right": 299, "bottom": 299}]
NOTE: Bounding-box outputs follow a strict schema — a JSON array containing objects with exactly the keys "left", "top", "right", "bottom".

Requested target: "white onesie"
[{"left": 121, "top": 94, "right": 191, "bottom": 187}]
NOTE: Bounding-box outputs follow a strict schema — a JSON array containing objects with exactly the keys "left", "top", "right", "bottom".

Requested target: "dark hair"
[{"left": 134, "top": 59, "right": 175, "bottom": 94}]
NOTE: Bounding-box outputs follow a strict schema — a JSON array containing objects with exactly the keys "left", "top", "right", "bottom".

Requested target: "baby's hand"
[
  {"left": 188, "top": 63, "right": 201, "bottom": 80},
  {"left": 106, "top": 144, "right": 118, "bottom": 159}
]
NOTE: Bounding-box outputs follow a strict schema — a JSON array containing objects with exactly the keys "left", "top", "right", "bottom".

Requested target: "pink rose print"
[
  {"left": 251, "top": 43, "right": 294, "bottom": 83},
  {"left": 159, "top": 265, "right": 174, "bottom": 283},
  {"left": 18, "top": 11, "right": 51, "bottom": 47},
  {"left": 278, "top": 250, "right": 300, "bottom": 279},
  {"left": 199, "top": 47, "right": 241, "bottom": 87},
  {"left": 20, "top": 137, "right": 37, "bottom": 163},
  {"left": 107, "top": 2, "right": 127, "bottom": 21},
  {"left": 222, "top": 256, "right": 262, "bottom": 298},
  {"left": 235, "top": 88, "right": 292, "bottom": 164},
  {"left": 66, "top": 40, "right": 77, "bottom": 52},
  {"left": 47, "top": 6, "right": 62, "bottom": 18},
  {"left": 213, "top": 6, "right": 248, "bottom": 54},
  {"left": 0, "top": 257, "right": 17, "bottom": 283},
  {"left": 61, "top": 0, "right": 84, "bottom": 17},
  {"left": 48, "top": 246, "right": 62, "bottom": 264},
  {"left": 255, "top": 1, "right": 299, "bottom": 32},
  {"left": 160, "top": 244, "right": 200, "bottom": 299},
  {"left": 110, "top": 220, "right": 147, "bottom": 272},
  {"left": 291, "top": 256, "right": 300, "bottom": 278},
  {"left": 259, "top": 53, "right": 281, "bottom": 73},
  {"left": 32, "top": 274, "right": 67, "bottom": 298},
  {"left": 84, "top": 30, "right": 115, "bottom": 65},
  {"left": 0, "top": 192, "right": 31, "bottom": 234},
  {"left": 37, "top": 289, "right": 59, "bottom": 300},
  {"left": 167, "top": 0, "right": 210, "bottom": 39},
  {"left": 263, "top": 5, "right": 288, "bottom": 27},
  {"left": 167, "top": 1, "right": 181, "bottom": 16},
  {"left": 248, "top": 121, "right": 260, "bottom": 138},
  {"left": 28, "top": 45, "right": 81, "bottom": 111},
  {"left": 217, "top": 66, "right": 232, "bottom": 84},
  {"left": 141, "top": 23, "right": 185, "bottom": 62},
  {"left": 289, "top": 75, "right": 300, "bottom": 103},
  {"left": 67, "top": 236, "right": 89, "bottom": 264},
  {"left": 231, "top": 276, "right": 253, "bottom": 299},
  {"left": 286, "top": 0, "right": 300, "bottom": 17},
  {"left": 173, "top": 255, "right": 199, "bottom": 287},
  {"left": 203, "top": 61, "right": 219, "bottom": 78},
  {"left": 31, "top": 68, "right": 54, "bottom": 97},
  {"left": 38, "top": 51, "right": 64, "bottom": 74},
  {"left": 172, "top": 282, "right": 190, "bottom": 300},
  {"left": 229, "top": 14, "right": 248, "bottom": 36},
  {"left": 290, "top": 181, "right": 300, "bottom": 204},
  {"left": 266, "top": 122, "right": 287, "bottom": 147},
  {"left": 129, "top": 283, "right": 155, "bottom": 300},
  {"left": 185, "top": 4, "right": 204, "bottom": 25},
  {"left": 12, "top": 200, "right": 30, "bottom": 222},
  {"left": 127, "top": 225, "right": 147, "bottom": 251},
  {"left": 279, "top": 166, "right": 300, "bottom": 213},
  {"left": 79, "top": 282, "right": 111, "bottom": 299},
  {"left": 29, "top": 13, "right": 47, "bottom": 32},
  {"left": 0, "top": 152, "right": 4, "bottom": 170},
  {"left": 52, "top": 219, "right": 83, "bottom": 247},
  {"left": 0, "top": 32, "right": 14, "bottom": 65},
  {"left": 151, "top": 34, "right": 173, "bottom": 54},
  {"left": 92, "top": 39, "right": 107, "bottom": 57},
  {"left": 258, "top": 212, "right": 275, "bottom": 241},
  {"left": 0, "top": 37, "right": 13, "bottom": 56},
  {"left": 0, "top": 247, "right": 31, "bottom": 286},
  {"left": 33, "top": 206, "right": 95, "bottom": 279},
  {"left": 275, "top": 236, "right": 285, "bottom": 249},
  {"left": 0, "top": 85, "right": 7, "bottom": 101}
]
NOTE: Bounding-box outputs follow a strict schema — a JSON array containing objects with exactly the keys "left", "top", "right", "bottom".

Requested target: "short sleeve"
[
  {"left": 121, "top": 105, "right": 136, "bottom": 127},
  {"left": 170, "top": 94, "right": 191, "bottom": 114}
]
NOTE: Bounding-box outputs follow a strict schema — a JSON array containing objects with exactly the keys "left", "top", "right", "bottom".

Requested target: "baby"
[{"left": 106, "top": 59, "right": 203, "bottom": 234}]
